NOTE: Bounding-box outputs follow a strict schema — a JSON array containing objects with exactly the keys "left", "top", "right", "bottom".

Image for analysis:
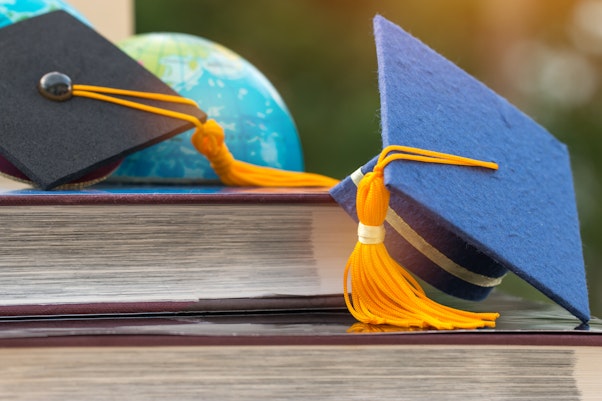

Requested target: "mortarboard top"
[
  {"left": 0, "top": 11, "right": 206, "bottom": 190},
  {"left": 331, "top": 15, "right": 589, "bottom": 323}
]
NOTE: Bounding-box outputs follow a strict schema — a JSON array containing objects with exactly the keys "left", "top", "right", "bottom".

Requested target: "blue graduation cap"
[{"left": 330, "top": 15, "right": 589, "bottom": 327}]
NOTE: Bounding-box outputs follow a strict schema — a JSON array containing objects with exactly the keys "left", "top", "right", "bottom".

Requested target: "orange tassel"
[{"left": 343, "top": 148, "right": 500, "bottom": 330}]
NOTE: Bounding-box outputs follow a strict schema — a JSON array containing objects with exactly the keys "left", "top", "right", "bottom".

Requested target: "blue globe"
[
  {"left": 109, "top": 32, "right": 305, "bottom": 183},
  {"left": 0, "top": 0, "right": 89, "bottom": 28}
]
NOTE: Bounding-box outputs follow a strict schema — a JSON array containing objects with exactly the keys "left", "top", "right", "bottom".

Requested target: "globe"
[
  {"left": 0, "top": 0, "right": 89, "bottom": 28},
  {"left": 109, "top": 32, "right": 305, "bottom": 183}
]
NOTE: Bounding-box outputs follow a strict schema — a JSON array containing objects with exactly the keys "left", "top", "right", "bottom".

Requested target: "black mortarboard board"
[
  {"left": 331, "top": 16, "right": 589, "bottom": 323},
  {"left": 0, "top": 11, "right": 205, "bottom": 190}
]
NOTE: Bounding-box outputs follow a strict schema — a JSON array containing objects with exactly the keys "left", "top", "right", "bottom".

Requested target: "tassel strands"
[{"left": 343, "top": 146, "right": 500, "bottom": 330}]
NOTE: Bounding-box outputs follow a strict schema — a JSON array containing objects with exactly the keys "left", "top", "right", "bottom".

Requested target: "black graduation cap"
[{"left": 0, "top": 11, "right": 205, "bottom": 190}]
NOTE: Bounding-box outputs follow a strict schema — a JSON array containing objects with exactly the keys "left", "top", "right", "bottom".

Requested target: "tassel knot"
[
  {"left": 356, "top": 171, "right": 389, "bottom": 226},
  {"left": 190, "top": 119, "right": 236, "bottom": 178},
  {"left": 191, "top": 119, "right": 225, "bottom": 159}
]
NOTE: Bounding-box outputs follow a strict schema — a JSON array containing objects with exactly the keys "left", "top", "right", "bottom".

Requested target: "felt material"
[
  {"left": 0, "top": 11, "right": 206, "bottom": 190},
  {"left": 330, "top": 15, "right": 589, "bottom": 323}
]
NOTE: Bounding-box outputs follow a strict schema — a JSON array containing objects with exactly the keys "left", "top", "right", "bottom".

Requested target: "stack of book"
[{"left": 1, "top": 181, "right": 601, "bottom": 400}]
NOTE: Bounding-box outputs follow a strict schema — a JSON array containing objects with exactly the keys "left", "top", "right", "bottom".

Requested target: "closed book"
[
  {"left": 0, "top": 292, "right": 600, "bottom": 400},
  {"left": 0, "top": 181, "right": 356, "bottom": 317}
]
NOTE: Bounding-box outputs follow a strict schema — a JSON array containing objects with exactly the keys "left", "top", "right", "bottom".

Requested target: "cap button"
[{"left": 38, "top": 72, "right": 72, "bottom": 101}]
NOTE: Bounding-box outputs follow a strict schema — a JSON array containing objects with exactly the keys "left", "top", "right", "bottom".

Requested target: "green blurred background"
[{"left": 135, "top": 0, "right": 602, "bottom": 318}]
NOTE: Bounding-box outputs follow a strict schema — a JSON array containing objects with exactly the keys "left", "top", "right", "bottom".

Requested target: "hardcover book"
[
  {"left": 0, "top": 181, "right": 356, "bottom": 317},
  {"left": 0, "top": 292, "right": 600, "bottom": 401}
]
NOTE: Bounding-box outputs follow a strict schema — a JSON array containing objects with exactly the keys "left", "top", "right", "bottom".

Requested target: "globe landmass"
[
  {"left": 0, "top": 0, "right": 89, "bottom": 28},
  {"left": 110, "top": 32, "right": 304, "bottom": 183}
]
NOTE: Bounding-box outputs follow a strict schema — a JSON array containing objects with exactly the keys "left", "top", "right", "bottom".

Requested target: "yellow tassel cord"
[
  {"left": 343, "top": 145, "right": 500, "bottom": 330},
  {"left": 72, "top": 85, "right": 339, "bottom": 187}
]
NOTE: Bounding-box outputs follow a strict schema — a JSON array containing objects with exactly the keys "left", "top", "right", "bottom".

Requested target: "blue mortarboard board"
[{"left": 330, "top": 15, "right": 589, "bottom": 323}]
